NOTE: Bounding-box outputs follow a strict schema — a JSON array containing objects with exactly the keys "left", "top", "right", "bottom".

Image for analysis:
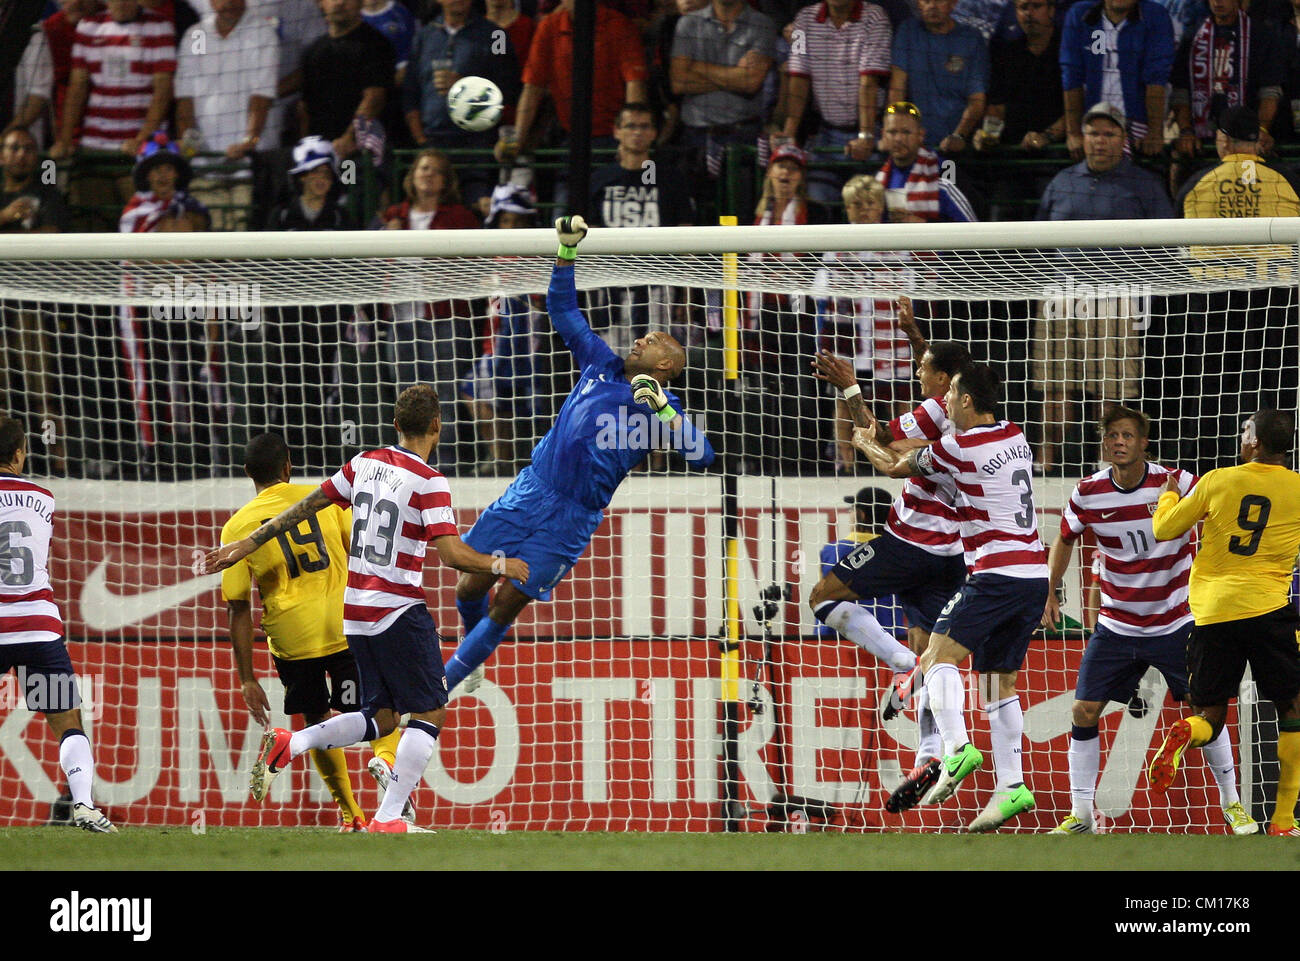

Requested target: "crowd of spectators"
[{"left": 1, "top": 0, "right": 1300, "bottom": 480}]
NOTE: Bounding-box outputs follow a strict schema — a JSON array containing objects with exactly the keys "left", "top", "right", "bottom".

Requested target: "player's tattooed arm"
[
  {"left": 203, "top": 488, "right": 333, "bottom": 573},
  {"left": 811, "top": 349, "right": 892, "bottom": 442},
  {"left": 850, "top": 424, "right": 922, "bottom": 478}
]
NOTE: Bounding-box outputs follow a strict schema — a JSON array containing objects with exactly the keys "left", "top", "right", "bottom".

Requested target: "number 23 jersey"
[
  {"left": 1153, "top": 462, "right": 1300, "bottom": 626},
  {"left": 915, "top": 420, "right": 1048, "bottom": 579},
  {"left": 221, "top": 482, "right": 352, "bottom": 660}
]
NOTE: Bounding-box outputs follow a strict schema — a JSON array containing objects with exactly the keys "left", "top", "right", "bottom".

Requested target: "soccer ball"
[{"left": 446, "top": 77, "right": 504, "bottom": 133}]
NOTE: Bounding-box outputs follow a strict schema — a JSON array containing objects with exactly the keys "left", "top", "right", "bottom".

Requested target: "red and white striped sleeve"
[
  {"left": 410, "top": 474, "right": 458, "bottom": 541},
  {"left": 859, "top": 3, "right": 891, "bottom": 77},
  {"left": 320, "top": 457, "right": 358, "bottom": 508}
]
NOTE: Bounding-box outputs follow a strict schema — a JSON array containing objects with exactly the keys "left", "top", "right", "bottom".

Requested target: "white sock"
[
  {"left": 924, "top": 663, "right": 968, "bottom": 756},
  {"left": 289, "top": 711, "right": 369, "bottom": 759},
  {"left": 822, "top": 602, "right": 917, "bottom": 671},
  {"left": 1068, "top": 731, "right": 1100, "bottom": 822},
  {"left": 985, "top": 695, "right": 1024, "bottom": 790},
  {"left": 59, "top": 732, "right": 94, "bottom": 806},
  {"left": 1202, "top": 726, "right": 1240, "bottom": 807},
  {"left": 375, "top": 724, "right": 438, "bottom": 823},
  {"left": 914, "top": 686, "right": 943, "bottom": 767}
]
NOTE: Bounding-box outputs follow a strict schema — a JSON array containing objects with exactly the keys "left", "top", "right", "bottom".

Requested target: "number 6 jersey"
[
  {"left": 321, "top": 446, "right": 459, "bottom": 636},
  {"left": 1061, "top": 463, "right": 1196, "bottom": 636},
  {"left": 0, "top": 473, "right": 62, "bottom": 646},
  {"left": 1152, "top": 461, "right": 1300, "bottom": 626},
  {"left": 915, "top": 420, "right": 1048, "bottom": 579}
]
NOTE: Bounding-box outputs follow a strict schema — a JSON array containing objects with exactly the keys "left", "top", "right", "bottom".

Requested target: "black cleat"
[{"left": 885, "top": 758, "right": 942, "bottom": 814}]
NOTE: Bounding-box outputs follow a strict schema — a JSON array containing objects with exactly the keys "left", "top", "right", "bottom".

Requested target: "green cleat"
[
  {"left": 1047, "top": 814, "right": 1093, "bottom": 835},
  {"left": 969, "top": 784, "right": 1035, "bottom": 833},
  {"left": 1222, "top": 802, "right": 1258, "bottom": 836},
  {"left": 926, "top": 743, "right": 983, "bottom": 805}
]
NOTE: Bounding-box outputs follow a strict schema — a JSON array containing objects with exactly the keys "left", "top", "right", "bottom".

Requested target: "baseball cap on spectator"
[
  {"left": 290, "top": 136, "right": 337, "bottom": 176},
  {"left": 133, "top": 132, "right": 191, "bottom": 193},
  {"left": 844, "top": 486, "right": 893, "bottom": 529},
  {"left": 486, "top": 183, "right": 537, "bottom": 226},
  {"left": 1082, "top": 102, "right": 1126, "bottom": 129},
  {"left": 1217, "top": 105, "right": 1260, "bottom": 142},
  {"left": 768, "top": 143, "right": 808, "bottom": 168}
]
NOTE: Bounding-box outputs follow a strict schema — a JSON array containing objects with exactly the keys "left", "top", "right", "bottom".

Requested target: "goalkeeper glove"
[
  {"left": 555, "top": 215, "right": 588, "bottom": 260},
  {"left": 631, "top": 375, "right": 678, "bottom": 423}
]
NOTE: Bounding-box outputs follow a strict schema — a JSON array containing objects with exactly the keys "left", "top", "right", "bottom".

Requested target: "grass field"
[{"left": 3, "top": 827, "right": 1299, "bottom": 871}]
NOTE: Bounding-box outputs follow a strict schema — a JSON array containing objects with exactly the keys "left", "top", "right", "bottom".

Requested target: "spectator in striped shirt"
[
  {"left": 205, "top": 385, "right": 529, "bottom": 832},
  {"left": 874, "top": 101, "right": 977, "bottom": 222},
  {"left": 854, "top": 363, "right": 1049, "bottom": 832},
  {"left": 51, "top": 0, "right": 176, "bottom": 159},
  {"left": 779, "top": 0, "right": 892, "bottom": 205},
  {"left": 1039, "top": 405, "right": 1257, "bottom": 836}
]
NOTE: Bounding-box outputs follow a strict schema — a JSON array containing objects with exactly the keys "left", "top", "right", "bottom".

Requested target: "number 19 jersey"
[
  {"left": 220, "top": 482, "right": 352, "bottom": 661},
  {"left": 321, "top": 446, "right": 459, "bottom": 637}
]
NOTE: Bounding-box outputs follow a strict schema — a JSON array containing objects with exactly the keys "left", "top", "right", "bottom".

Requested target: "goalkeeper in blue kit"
[{"left": 445, "top": 216, "right": 717, "bottom": 689}]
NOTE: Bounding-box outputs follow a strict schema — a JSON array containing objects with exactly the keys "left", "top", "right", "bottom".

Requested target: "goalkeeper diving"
[{"left": 445, "top": 216, "right": 716, "bottom": 689}]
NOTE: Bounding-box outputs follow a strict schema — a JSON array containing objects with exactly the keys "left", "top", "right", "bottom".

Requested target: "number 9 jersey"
[
  {"left": 220, "top": 483, "right": 352, "bottom": 661},
  {"left": 1153, "top": 462, "right": 1300, "bottom": 626}
]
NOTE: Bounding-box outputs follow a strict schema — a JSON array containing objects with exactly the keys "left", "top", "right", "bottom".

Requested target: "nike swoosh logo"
[
  {"left": 78, "top": 559, "right": 220, "bottom": 631},
  {"left": 1100, "top": 511, "right": 1119, "bottom": 519}
]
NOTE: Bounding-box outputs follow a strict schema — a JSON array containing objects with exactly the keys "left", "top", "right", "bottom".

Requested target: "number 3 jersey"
[
  {"left": 0, "top": 473, "right": 62, "bottom": 646},
  {"left": 1061, "top": 463, "right": 1195, "bottom": 636},
  {"left": 915, "top": 420, "right": 1048, "bottom": 579},
  {"left": 221, "top": 482, "right": 352, "bottom": 661},
  {"left": 1152, "top": 462, "right": 1300, "bottom": 626},
  {"left": 321, "top": 446, "right": 459, "bottom": 637}
]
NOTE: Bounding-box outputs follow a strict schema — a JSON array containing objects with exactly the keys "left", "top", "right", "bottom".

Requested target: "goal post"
[{"left": 0, "top": 219, "right": 1297, "bottom": 832}]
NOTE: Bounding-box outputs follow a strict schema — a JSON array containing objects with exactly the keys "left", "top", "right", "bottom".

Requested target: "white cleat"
[
  {"left": 462, "top": 664, "right": 485, "bottom": 694},
  {"left": 367, "top": 756, "right": 417, "bottom": 824},
  {"left": 72, "top": 802, "right": 118, "bottom": 834}
]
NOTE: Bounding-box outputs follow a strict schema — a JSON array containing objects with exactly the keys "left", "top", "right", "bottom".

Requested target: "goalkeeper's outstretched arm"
[{"left": 545, "top": 215, "right": 617, "bottom": 370}]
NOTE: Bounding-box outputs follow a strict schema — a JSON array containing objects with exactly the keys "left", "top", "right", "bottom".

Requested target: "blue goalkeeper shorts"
[{"left": 464, "top": 467, "right": 603, "bottom": 601}]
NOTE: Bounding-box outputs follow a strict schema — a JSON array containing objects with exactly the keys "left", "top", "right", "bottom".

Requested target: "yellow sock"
[
  {"left": 1186, "top": 715, "right": 1213, "bottom": 748},
  {"left": 311, "top": 747, "right": 364, "bottom": 821},
  {"left": 370, "top": 729, "right": 401, "bottom": 768},
  {"left": 1273, "top": 730, "right": 1300, "bottom": 831}
]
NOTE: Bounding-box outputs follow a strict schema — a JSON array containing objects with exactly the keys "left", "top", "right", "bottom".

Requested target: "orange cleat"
[
  {"left": 250, "top": 727, "right": 293, "bottom": 802},
  {"left": 338, "top": 816, "right": 368, "bottom": 833},
  {"left": 1147, "top": 718, "right": 1192, "bottom": 794}
]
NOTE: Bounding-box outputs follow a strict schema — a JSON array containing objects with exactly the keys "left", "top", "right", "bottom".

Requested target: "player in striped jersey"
[
  {"left": 854, "top": 363, "right": 1049, "bottom": 832},
  {"left": 810, "top": 335, "right": 968, "bottom": 810},
  {"left": 205, "top": 386, "right": 528, "bottom": 832},
  {"left": 1147, "top": 410, "right": 1300, "bottom": 837},
  {"left": 1041, "top": 407, "right": 1256, "bottom": 836},
  {"left": 443, "top": 217, "right": 715, "bottom": 692},
  {"left": 220, "top": 434, "right": 405, "bottom": 833},
  {"left": 0, "top": 417, "right": 116, "bottom": 832}
]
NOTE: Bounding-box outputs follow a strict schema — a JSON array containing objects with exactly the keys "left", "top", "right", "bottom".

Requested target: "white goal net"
[{"left": 0, "top": 220, "right": 1296, "bottom": 832}]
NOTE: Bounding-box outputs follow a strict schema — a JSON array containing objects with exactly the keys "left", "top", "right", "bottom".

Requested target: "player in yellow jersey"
[
  {"left": 1147, "top": 410, "right": 1300, "bottom": 836},
  {"left": 221, "top": 434, "right": 404, "bottom": 832}
]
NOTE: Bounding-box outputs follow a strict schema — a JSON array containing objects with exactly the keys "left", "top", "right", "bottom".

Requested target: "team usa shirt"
[
  {"left": 915, "top": 420, "right": 1048, "bottom": 578},
  {"left": 1060, "top": 463, "right": 1196, "bottom": 636},
  {"left": 0, "top": 474, "right": 63, "bottom": 646},
  {"left": 885, "top": 397, "right": 962, "bottom": 556},
  {"left": 320, "top": 446, "right": 458, "bottom": 636}
]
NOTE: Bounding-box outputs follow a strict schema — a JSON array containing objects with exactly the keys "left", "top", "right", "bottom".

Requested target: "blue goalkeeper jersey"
[{"left": 528, "top": 263, "right": 715, "bottom": 510}]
